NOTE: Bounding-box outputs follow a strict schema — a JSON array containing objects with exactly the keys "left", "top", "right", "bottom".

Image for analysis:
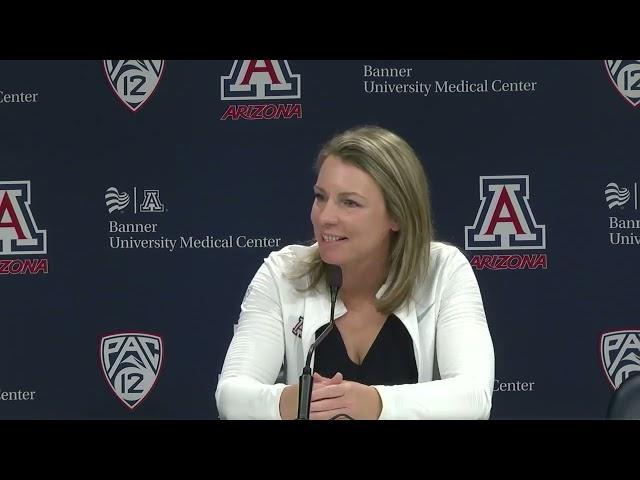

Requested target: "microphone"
[{"left": 296, "top": 263, "right": 342, "bottom": 420}]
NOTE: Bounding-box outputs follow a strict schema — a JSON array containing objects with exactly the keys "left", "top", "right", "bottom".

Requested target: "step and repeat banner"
[{"left": 1, "top": 60, "right": 638, "bottom": 419}]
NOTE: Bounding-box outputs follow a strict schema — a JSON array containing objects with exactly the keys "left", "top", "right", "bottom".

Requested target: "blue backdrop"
[{"left": 1, "top": 60, "right": 638, "bottom": 419}]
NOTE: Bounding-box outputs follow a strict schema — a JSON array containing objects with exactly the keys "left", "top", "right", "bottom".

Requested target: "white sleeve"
[
  {"left": 373, "top": 248, "right": 495, "bottom": 419},
  {"left": 215, "top": 260, "right": 288, "bottom": 420}
]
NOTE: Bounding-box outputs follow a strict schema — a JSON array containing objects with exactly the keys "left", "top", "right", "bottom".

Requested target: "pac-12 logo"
[
  {"left": 99, "top": 332, "right": 163, "bottom": 410},
  {"left": 465, "top": 175, "right": 547, "bottom": 270},
  {"left": 220, "top": 60, "right": 302, "bottom": 120},
  {"left": 604, "top": 60, "right": 640, "bottom": 108},
  {"left": 600, "top": 330, "right": 640, "bottom": 389},
  {"left": 103, "top": 60, "right": 165, "bottom": 112}
]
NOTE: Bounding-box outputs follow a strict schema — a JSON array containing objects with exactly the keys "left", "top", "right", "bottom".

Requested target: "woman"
[{"left": 215, "top": 126, "right": 495, "bottom": 419}]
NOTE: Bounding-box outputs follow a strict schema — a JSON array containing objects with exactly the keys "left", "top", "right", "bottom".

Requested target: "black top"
[{"left": 313, "top": 314, "right": 418, "bottom": 386}]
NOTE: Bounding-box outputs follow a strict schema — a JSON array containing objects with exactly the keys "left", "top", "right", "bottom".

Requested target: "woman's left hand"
[{"left": 309, "top": 375, "right": 382, "bottom": 420}]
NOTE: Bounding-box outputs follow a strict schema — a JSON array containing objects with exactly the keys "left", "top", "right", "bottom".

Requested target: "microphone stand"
[{"left": 297, "top": 281, "right": 340, "bottom": 420}]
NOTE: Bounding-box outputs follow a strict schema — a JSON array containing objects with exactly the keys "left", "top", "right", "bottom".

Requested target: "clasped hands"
[{"left": 307, "top": 372, "right": 382, "bottom": 420}]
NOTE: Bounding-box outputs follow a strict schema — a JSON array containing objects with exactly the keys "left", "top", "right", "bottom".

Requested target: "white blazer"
[{"left": 215, "top": 242, "right": 495, "bottom": 420}]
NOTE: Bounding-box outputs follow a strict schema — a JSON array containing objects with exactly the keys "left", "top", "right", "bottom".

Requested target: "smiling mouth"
[{"left": 322, "top": 235, "right": 347, "bottom": 242}]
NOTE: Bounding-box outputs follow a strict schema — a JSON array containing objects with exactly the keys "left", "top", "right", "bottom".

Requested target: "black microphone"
[{"left": 297, "top": 264, "right": 342, "bottom": 420}]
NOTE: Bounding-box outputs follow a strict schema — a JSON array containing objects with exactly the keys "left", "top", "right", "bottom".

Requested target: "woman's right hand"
[{"left": 279, "top": 372, "right": 344, "bottom": 420}]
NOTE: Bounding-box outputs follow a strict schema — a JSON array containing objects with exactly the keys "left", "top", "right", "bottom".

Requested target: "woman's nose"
[{"left": 318, "top": 200, "right": 339, "bottom": 225}]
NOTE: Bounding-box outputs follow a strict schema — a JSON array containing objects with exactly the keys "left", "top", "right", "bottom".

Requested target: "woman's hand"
[
  {"left": 309, "top": 373, "right": 382, "bottom": 420},
  {"left": 279, "top": 372, "right": 344, "bottom": 420}
]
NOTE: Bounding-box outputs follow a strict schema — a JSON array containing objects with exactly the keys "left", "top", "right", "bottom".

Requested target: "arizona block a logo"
[
  {"left": 466, "top": 175, "right": 545, "bottom": 250},
  {"left": 0, "top": 181, "right": 48, "bottom": 275},
  {"left": 221, "top": 60, "right": 300, "bottom": 100},
  {"left": 220, "top": 60, "right": 302, "bottom": 120},
  {"left": 465, "top": 176, "right": 547, "bottom": 270},
  {"left": 0, "top": 181, "right": 47, "bottom": 255}
]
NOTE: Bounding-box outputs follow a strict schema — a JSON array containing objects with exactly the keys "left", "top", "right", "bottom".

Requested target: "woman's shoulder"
[
  {"left": 427, "top": 241, "right": 472, "bottom": 273},
  {"left": 264, "top": 243, "right": 316, "bottom": 269},
  {"left": 429, "top": 240, "right": 465, "bottom": 259},
  {"left": 410, "top": 242, "right": 475, "bottom": 306},
  {"left": 259, "top": 243, "right": 318, "bottom": 295},
  {"left": 262, "top": 243, "right": 317, "bottom": 286}
]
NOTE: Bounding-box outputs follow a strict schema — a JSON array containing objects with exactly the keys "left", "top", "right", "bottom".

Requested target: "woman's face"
[{"left": 311, "top": 155, "right": 398, "bottom": 269}]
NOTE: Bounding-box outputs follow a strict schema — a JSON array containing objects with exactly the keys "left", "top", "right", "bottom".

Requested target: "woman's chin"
[{"left": 318, "top": 249, "right": 344, "bottom": 266}]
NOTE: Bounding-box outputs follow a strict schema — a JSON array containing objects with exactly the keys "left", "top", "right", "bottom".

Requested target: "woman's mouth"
[{"left": 322, "top": 234, "right": 347, "bottom": 243}]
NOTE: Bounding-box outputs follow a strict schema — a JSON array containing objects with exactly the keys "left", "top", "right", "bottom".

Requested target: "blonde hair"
[{"left": 295, "top": 126, "right": 433, "bottom": 314}]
